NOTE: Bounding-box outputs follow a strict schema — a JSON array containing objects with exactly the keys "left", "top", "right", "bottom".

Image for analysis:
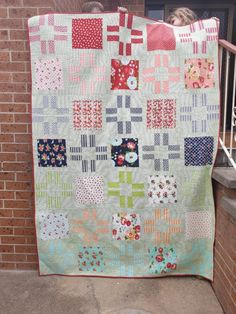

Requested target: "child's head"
[
  {"left": 166, "top": 7, "right": 197, "bottom": 26},
  {"left": 81, "top": 1, "right": 104, "bottom": 13}
]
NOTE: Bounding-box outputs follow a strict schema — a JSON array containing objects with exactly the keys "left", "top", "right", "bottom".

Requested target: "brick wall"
[
  {"left": 0, "top": 0, "right": 144, "bottom": 270},
  {"left": 212, "top": 180, "right": 236, "bottom": 314}
]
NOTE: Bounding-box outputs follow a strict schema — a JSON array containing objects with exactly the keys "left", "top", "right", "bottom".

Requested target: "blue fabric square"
[
  {"left": 184, "top": 137, "right": 214, "bottom": 166},
  {"left": 37, "top": 139, "right": 67, "bottom": 167},
  {"left": 111, "top": 138, "right": 139, "bottom": 167}
]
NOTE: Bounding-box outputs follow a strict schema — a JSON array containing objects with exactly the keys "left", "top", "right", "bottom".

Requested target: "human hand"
[{"left": 117, "top": 6, "right": 128, "bottom": 13}]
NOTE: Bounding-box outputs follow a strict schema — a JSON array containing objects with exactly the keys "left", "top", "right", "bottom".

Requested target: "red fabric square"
[
  {"left": 147, "top": 24, "right": 176, "bottom": 51},
  {"left": 111, "top": 59, "right": 139, "bottom": 90},
  {"left": 72, "top": 18, "right": 103, "bottom": 49}
]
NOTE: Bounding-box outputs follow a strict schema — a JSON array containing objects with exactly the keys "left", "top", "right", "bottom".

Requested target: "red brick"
[
  {"left": 0, "top": 73, "right": 11, "bottom": 82},
  {"left": 1, "top": 236, "right": 27, "bottom": 244},
  {"left": 0, "top": 51, "right": 10, "bottom": 62},
  {"left": 14, "top": 113, "right": 31, "bottom": 123},
  {"left": 0, "top": 191, "right": 15, "bottom": 199},
  {"left": 0, "top": 113, "right": 14, "bottom": 122},
  {"left": 1, "top": 83, "right": 26, "bottom": 94},
  {"left": 10, "top": 30, "right": 27, "bottom": 40},
  {"left": 0, "top": 153, "right": 16, "bottom": 161},
  {"left": 0, "top": 94, "right": 12, "bottom": 102},
  {"left": 26, "top": 237, "right": 35, "bottom": 244},
  {"left": 26, "top": 254, "right": 37, "bottom": 262},
  {"left": 0, "top": 172, "right": 15, "bottom": 181},
  {"left": 0, "top": 62, "right": 24, "bottom": 71},
  {"left": 1, "top": 0, "right": 23, "bottom": 6},
  {"left": 15, "top": 134, "right": 31, "bottom": 143},
  {"left": 0, "top": 227, "right": 13, "bottom": 235},
  {"left": 27, "top": 83, "right": 31, "bottom": 93},
  {"left": 1, "top": 123, "right": 27, "bottom": 133},
  {"left": 0, "top": 18, "right": 23, "bottom": 29},
  {"left": 15, "top": 245, "right": 37, "bottom": 253},
  {"left": 38, "top": 8, "right": 52, "bottom": 15},
  {"left": 0, "top": 30, "right": 9, "bottom": 40},
  {"left": 13, "top": 209, "right": 33, "bottom": 217},
  {"left": 9, "top": 8, "right": 38, "bottom": 18},
  {"left": 4, "top": 200, "right": 30, "bottom": 209},
  {"left": 25, "top": 219, "right": 35, "bottom": 227},
  {"left": 0, "top": 8, "right": 8, "bottom": 18},
  {"left": 2, "top": 254, "right": 26, "bottom": 262},
  {"left": 16, "top": 172, "right": 32, "bottom": 181},
  {"left": 2, "top": 143, "right": 30, "bottom": 152},
  {"left": 12, "top": 72, "right": 30, "bottom": 83},
  {"left": 14, "top": 93, "right": 31, "bottom": 103},
  {"left": 11, "top": 51, "right": 30, "bottom": 61},
  {"left": 16, "top": 153, "right": 32, "bottom": 162},
  {"left": 0, "top": 245, "right": 14, "bottom": 252},
  {"left": 1, "top": 39, "right": 26, "bottom": 51},
  {"left": 15, "top": 263, "right": 38, "bottom": 270},
  {"left": 0, "top": 262, "right": 15, "bottom": 269},
  {"left": 14, "top": 227, "right": 34, "bottom": 236},
  {"left": 0, "top": 210, "right": 12, "bottom": 217},
  {"left": 23, "top": 0, "right": 53, "bottom": 7},
  {"left": 0, "top": 134, "right": 14, "bottom": 142},
  {"left": 0, "top": 182, "right": 4, "bottom": 189},
  {"left": 0, "top": 103, "right": 27, "bottom": 112},
  {"left": 24, "top": 60, "right": 30, "bottom": 71},
  {"left": 6, "top": 181, "right": 31, "bottom": 190},
  {"left": 3, "top": 162, "right": 31, "bottom": 172},
  {"left": 15, "top": 190, "right": 33, "bottom": 200}
]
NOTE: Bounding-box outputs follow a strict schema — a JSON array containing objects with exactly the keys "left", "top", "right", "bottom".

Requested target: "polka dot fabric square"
[
  {"left": 39, "top": 213, "right": 69, "bottom": 240},
  {"left": 34, "top": 58, "right": 63, "bottom": 90},
  {"left": 72, "top": 18, "right": 103, "bottom": 49},
  {"left": 75, "top": 176, "right": 104, "bottom": 205},
  {"left": 185, "top": 211, "right": 212, "bottom": 239},
  {"left": 184, "top": 136, "right": 214, "bottom": 166}
]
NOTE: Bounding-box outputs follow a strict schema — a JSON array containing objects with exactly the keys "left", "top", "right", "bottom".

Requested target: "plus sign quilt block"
[{"left": 28, "top": 13, "right": 220, "bottom": 280}]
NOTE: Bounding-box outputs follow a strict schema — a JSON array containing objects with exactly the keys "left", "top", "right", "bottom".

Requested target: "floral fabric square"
[
  {"left": 75, "top": 176, "right": 104, "bottom": 204},
  {"left": 184, "top": 58, "right": 215, "bottom": 89},
  {"left": 147, "top": 99, "right": 176, "bottom": 129},
  {"left": 147, "top": 175, "right": 177, "bottom": 204},
  {"left": 185, "top": 211, "right": 212, "bottom": 239},
  {"left": 111, "top": 59, "right": 139, "bottom": 90},
  {"left": 34, "top": 58, "right": 63, "bottom": 90},
  {"left": 73, "top": 100, "right": 102, "bottom": 130},
  {"left": 148, "top": 247, "right": 177, "bottom": 274},
  {"left": 37, "top": 139, "right": 67, "bottom": 167},
  {"left": 72, "top": 18, "right": 103, "bottom": 49},
  {"left": 111, "top": 138, "right": 139, "bottom": 167},
  {"left": 78, "top": 246, "right": 105, "bottom": 272},
  {"left": 112, "top": 213, "right": 141, "bottom": 240},
  {"left": 184, "top": 136, "right": 214, "bottom": 166},
  {"left": 39, "top": 213, "right": 69, "bottom": 240}
]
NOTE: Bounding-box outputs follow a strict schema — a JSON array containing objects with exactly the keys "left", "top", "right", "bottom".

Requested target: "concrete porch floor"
[{"left": 0, "top": 271, "right": 223, "bottom": 314}]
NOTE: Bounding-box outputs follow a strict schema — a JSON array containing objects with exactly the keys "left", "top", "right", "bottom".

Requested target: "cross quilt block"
[{"left": 28, "top": 13, "right": 220, "bottom": 280}]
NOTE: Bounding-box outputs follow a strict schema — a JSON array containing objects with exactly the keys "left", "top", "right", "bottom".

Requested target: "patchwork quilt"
[{"left": 28, "top": 13, "right": 220, "bottom": 280}]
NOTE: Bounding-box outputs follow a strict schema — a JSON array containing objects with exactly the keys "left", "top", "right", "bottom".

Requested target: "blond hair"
[
  {"left": 81, "top": 1, "right": 104, "bottom": 13},
  {"left": 167, "top": 7, "right": 197, "bottom": 26}
]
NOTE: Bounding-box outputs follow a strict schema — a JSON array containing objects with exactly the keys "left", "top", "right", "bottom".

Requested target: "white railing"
[{"left": 219, "top": 39, "right": 236, "bottom": 169}]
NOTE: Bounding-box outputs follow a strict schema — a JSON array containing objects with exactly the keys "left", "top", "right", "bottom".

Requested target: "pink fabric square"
[
  {"left": 147, "top": 24, "right": 176, "bottom": 51},
  {"left": 184, "top": 58, "right": 215, "bottom": 89},
  {"left": 34, "top": 58, "right": 63, "bottom": 90},
  {"left": 73, "top": 100, "right": 102, "bottom": 130},
  {"left": 147, "top": 99, "right": 176, "bottom": 129},
  {"left": 72, "top": 18, "right": 103, "bottom": 49}
]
